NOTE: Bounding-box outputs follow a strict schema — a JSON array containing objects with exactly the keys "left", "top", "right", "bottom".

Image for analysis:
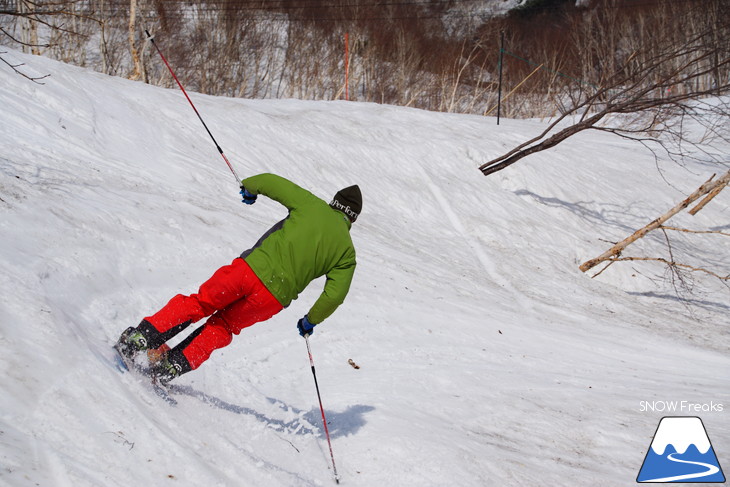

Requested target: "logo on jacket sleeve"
[{"left": 637, "top": 416, "right": 725, "bottom": 483}]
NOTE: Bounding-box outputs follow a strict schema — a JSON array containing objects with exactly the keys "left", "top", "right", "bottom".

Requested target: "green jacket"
[{"left": 240, "top": 173, "right": 357, "bottom": 324}]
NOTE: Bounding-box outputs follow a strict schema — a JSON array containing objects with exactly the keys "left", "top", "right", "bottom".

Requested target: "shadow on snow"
[{"left": 169, "top": 384, "right": 374, "bottom": 439}]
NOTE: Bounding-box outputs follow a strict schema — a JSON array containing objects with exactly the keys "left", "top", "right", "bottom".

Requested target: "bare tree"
[
  {"left": 127, "top": 0, "right": 142, "bottom": 79},
  {"left": 0, "top": 0, "right": 108, "bottom": 71},
  {"left": 479, "top": 1, "right": 730, "bottom": 176},
  {"left": 2, "top": 0, "right": 728, "bottom": 119}
]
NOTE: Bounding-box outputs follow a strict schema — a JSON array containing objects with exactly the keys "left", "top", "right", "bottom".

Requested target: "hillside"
[
  {"left": 4, "top": 0, "right": 726, "bottom": 117},
  {"left": 0, "top": 49, "right": 728, "bottom": 486}
]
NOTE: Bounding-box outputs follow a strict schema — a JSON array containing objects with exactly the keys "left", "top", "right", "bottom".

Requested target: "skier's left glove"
[
  {"left": 297, "top": 315, "right": 316, "bottom": 337},
  {"left": 240, "top": 185, "right": 257, "bottom": 205}
]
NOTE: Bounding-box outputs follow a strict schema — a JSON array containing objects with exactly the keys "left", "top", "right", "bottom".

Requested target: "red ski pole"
[
  {"left": 145, "top": 30, "right": 240, "bottom": 184},
  {"left": 304, "top": 334, "right": 341, "bottom": 484}
]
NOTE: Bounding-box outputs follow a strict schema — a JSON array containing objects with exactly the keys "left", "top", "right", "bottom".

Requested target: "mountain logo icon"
[{"left": 637, "top": 416, "right": 726, "bottom": 483}]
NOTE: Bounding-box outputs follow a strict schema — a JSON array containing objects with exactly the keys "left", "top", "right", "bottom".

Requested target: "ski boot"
[
  {"left": 114, "top": 326, "right": 149, "bottom": 362},
  {"left": 114, "top": 320, "right": 164, "bottom": 371},
  {"left": 148, "top": 348, "right": 192, "bottom": 386}
]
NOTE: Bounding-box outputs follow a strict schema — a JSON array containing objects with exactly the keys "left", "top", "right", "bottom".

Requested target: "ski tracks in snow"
[{"left": 416, "top": 166, "right": 532, "bottom": 311}]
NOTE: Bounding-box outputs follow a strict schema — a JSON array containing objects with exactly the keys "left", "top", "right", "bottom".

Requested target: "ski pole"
[
  {"left": 304, "top": 334, "right": 341, "bottom": 484},
  {"left": 145, "top": 30, "right": 241, "bottom": 184}
]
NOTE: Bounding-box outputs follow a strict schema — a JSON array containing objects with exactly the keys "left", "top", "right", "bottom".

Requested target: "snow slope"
[{"left": 0, "top": 49, "right": 728, "bottom": 486}]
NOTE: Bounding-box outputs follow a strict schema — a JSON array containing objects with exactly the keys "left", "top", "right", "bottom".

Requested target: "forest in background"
[{"left": 1, "top": 0, "right": 729, "bottom": 118}]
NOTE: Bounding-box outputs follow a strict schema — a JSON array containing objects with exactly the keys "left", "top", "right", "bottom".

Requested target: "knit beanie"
[{"left": 330, "top": 185, "right": 362, "bottom": 223}]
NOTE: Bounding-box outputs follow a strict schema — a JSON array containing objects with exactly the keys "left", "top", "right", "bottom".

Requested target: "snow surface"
[{"left": 0, "top": 48, "right": 728, "bottom": 486}]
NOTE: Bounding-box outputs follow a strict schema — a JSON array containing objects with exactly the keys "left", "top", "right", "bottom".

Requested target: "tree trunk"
[{"left": 128, "top": 0, "right": 142, "bottom": 80}]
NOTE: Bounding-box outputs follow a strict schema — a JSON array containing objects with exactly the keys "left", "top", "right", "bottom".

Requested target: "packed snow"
[{"left": 0, "top": 48, "right": 728, "bottom": 486}]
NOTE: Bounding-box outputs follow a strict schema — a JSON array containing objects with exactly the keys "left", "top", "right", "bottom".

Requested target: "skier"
[{"left": 114, "top": 173, "right": 361, "bottom": 384}]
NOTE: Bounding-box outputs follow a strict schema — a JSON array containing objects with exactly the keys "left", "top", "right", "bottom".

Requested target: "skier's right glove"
[
  {"left": 297, "top": 315, "right": 316, "bottom": 337},
  {"left": 240, "top": 185, "right": 257, "bottom": 205}
]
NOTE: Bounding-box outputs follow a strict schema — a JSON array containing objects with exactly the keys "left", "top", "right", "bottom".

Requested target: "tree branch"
[
  {"left": 659, "top": 226, "right": 730, "bottom": 237},
  {"left": 479, "top": 22, "right": 730, "bottom": 176},
  {"left": 606, "top": 257, "right": 729, "bottom": 281},
  {"left": 579, "top": 169, "right": 730, "bottom": 273},
  {"left": 0, "top": 51, "right": 50, "bottom": 84}
]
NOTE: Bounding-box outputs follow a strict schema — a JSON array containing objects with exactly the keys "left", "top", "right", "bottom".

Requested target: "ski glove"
[
  {"left": 297, "top": 315, "right": 317, "bottom": 337},
  {"left": 240, "top": 186, "right": 257, "bottom": 205}
]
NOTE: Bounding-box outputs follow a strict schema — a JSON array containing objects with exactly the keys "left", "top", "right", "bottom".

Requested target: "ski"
[
  {"left": 112, "top": 347, "right": 131, "bottom": 373},
  {"left": 112, "top": 345, "right": 178, "bottom": 406}
]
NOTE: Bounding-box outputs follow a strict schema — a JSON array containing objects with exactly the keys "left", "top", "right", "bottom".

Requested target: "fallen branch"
[
  {"left": 689, "top": 177, "right": 728, "bottom": 215},
  {"left": 604, "top": 257, "right": 729, "bottom": 281},
  {"left": 660, "top": 226, "right": 730, "bottom": 237},
  {"left": 579, "top": 169, "right": 730, "bottom": 273}
]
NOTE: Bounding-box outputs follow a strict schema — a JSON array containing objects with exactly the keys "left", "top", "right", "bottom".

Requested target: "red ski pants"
[{"left": 144, "top": 258, "right": 283, "bottom": 369}]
